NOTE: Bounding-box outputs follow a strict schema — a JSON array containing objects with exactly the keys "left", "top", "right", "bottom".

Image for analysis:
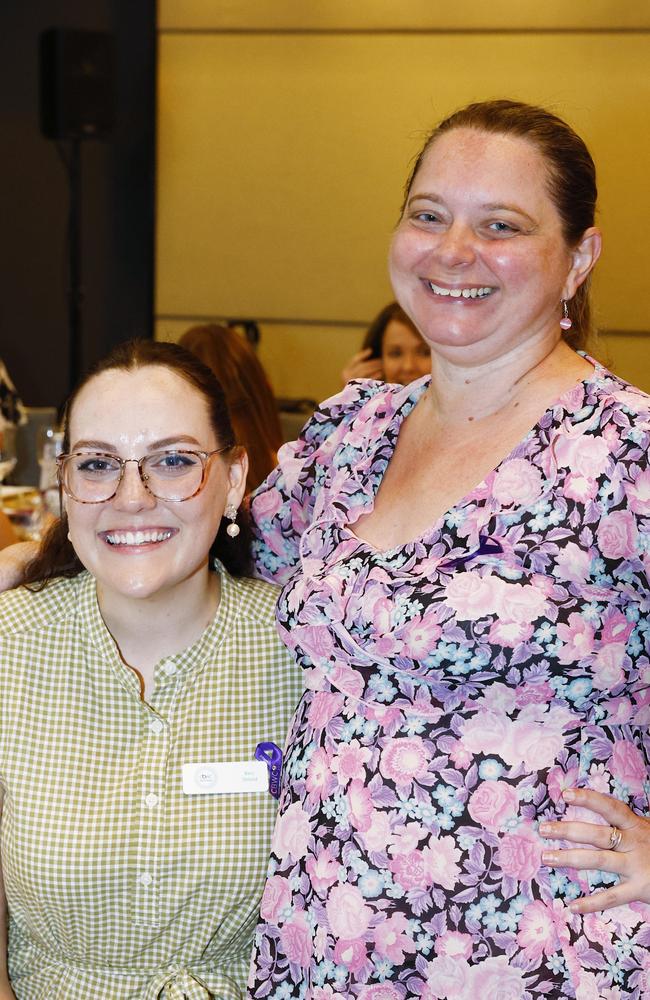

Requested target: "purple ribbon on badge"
[{"left": 254, "top": 742, "right": 283, "bottom": 799}]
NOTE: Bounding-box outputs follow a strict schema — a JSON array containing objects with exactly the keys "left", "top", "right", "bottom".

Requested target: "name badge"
[{"left": 182, "top": 760, "right": 268, "bottom": 795}]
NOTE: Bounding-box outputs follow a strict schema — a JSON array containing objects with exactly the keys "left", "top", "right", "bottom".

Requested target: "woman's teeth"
[
  {"left": 105, "top": 529, "right": 174, "bottom": 546},
  {"left": 428, "top": 282, "right": 494, "bottom": 299}
]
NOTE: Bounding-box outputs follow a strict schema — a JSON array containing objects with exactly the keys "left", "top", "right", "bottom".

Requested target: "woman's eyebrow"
[{"left": 70, "top": 434, "right": 203, "bottom": 452}]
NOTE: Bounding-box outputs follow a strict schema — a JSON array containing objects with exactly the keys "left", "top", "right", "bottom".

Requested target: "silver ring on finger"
[{"left": 608, "top": 825, "right": 622, "bottom": 851}]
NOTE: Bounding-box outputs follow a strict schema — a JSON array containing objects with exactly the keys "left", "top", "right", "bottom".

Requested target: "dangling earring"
[
  {"left": 560, "top": 300, "right": 572, "bottom": 331},
  {"left": 224, "top": 503, "right": 240, "bottom": 538}
]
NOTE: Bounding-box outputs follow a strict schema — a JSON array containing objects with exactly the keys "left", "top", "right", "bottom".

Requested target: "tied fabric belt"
[
  {"left": 144, "top": 963, "right": 241, "bottom": 1000},
  {"left": 17, "top": 950, "right": 243, "bottom": 1000}
]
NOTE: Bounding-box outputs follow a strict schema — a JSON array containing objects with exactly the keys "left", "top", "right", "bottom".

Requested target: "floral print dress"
[{"left": 248, "top": 361, "right": 650, "bottom": 1000}]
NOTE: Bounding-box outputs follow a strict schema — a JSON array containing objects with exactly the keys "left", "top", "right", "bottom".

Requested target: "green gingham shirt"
[{"left": 0, "top": 569, "right": 303, "bottom": 1000}]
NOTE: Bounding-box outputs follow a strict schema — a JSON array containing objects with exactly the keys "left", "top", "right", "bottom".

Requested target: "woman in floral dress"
[{"left": 248, "top": 101, "right": 650, "bottom": 998}]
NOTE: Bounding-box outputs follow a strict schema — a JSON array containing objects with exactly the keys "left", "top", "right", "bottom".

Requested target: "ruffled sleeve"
[{"left": 249, "top": 379, "right": 390, "bottom": 585}]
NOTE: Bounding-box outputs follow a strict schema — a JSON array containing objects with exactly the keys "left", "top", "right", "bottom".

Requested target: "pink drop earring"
[{"left": 560, "top": 300, "right": 572, "bottom": 331}]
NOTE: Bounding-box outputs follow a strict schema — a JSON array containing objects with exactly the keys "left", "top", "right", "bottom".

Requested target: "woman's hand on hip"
[{"left": 539, "top": 787, "right": 650, "bottom": 913}]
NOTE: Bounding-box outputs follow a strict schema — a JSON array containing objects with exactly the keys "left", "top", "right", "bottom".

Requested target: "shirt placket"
[{"left": 132, "top": 657, "right": 182, "bottom": 928}]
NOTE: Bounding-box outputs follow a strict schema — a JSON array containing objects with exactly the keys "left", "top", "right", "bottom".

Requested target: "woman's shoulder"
[
  {"left": 302, "top": 378, "right": 410, "bottom": 443},
  {"left": 0, "top": 574, "right": 84, "bottom": 638},
  {"left": 226, "top": 573, "right": 282, "bottom": 625},
  {"left": 590, "top": 361, "right": 650, "bottom": 421}
]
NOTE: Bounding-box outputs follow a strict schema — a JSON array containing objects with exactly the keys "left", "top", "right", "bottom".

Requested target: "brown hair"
[
  {"left": 402, "top": 99, "right": 598, "bottom": 350},
  {"left": 22, "top": 339, "right": 253, "bottom": 588},
  {"left": 178, "top": 325, "right": 282, "bottom": 493},
  {"left": 362, "top": 302, "right": 425, "bottom": 360}
]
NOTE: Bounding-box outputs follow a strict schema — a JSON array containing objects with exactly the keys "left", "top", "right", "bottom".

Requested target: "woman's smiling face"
[
  {"left": 65, "top": 364, "right": 245, "bottom": 606},
  {"left": 389, "top": 127, "right": 589, "bottom": 364}
]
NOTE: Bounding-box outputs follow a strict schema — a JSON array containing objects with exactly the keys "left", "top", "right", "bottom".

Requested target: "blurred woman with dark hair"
[
  {"left": 341, "top": 301, "right": 431, "bottom": 385},
  {"left": 178, "top": 324, "right": 283, "bottom": 492}
]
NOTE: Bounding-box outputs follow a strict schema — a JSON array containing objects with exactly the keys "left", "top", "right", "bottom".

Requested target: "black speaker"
[{"left": 39, "top": 29, "right": 115, "bottom": 140}]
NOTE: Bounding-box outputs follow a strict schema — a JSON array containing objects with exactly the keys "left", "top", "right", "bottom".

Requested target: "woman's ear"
[
  {"left": 563, "top": 227, "right": 602, "bottom": 299},
  {"left": 226, "top": 448, "right": 249, "bottom": 509}
]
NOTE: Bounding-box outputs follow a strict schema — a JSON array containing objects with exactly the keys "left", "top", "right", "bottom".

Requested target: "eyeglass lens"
[{"left": 62, "top": 451, "right": 205, "bottom": 502}]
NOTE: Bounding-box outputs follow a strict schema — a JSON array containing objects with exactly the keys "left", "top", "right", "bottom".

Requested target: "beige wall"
[{"left": 156, "top": 3, "right": 650, "bottom": 399}]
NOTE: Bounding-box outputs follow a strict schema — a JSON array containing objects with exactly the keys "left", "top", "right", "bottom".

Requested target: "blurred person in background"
[
  {"left": 178, "top": 324, "right": 283, "bottom": 493},
  {"left": 341, "top": 301, "right": 432, "bottom": 385}
]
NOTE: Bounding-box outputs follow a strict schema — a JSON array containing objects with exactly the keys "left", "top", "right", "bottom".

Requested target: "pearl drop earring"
[
  {"left": 225, "top": 504, "right": 240, "bottom": 538},
  {"left": 560, "top": 300, "right": 573, "bottom": 331}
]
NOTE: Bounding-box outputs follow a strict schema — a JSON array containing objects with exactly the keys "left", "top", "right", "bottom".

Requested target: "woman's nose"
[
  {"left": 112, "top": 461, "right": 157, "bottom": 509},
  {"left": 436, "top": 223, "right": 477, "bottom": 267}
]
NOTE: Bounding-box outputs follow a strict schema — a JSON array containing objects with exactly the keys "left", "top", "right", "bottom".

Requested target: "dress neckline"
[{"left": 343, "top": 356, "right": 608, "bottom": 558}]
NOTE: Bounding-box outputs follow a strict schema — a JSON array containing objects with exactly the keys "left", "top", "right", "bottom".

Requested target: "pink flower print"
[
  {"left": 556, "top": 613, "right": 595, "bottom": 664},
  {"left": 554, "top": 541, "right": 592, "bottom": 585},
  {"left": 610, "top": 739, "right": 646, "bottom": 793},
  {"left": 360, "top": 809, "right": 392, "bottom": 853},
  {"left": 331, "top": 739, "right": 371, "bottom": 786},
  {"left": 583, "top": 912, "right": 612, "bottom": 948},
  {"left": 444, "top": 571, "right": 499, "bottom": 620},
  {"left": 328, "top": 664, "right": 365, "bottom": 700},
  {"left": 433, "top": 930, "right": 473, "bottom": 961},
  {"left": 575, "top": 971, "right": 601, "bottom": 1000},
  {"left": 379, "top": 736, "right": 429, "bottom": 785},
  {"left": 260, "top": 874, "right": 292, "bottom": 921},
  {"left": 555, "top": 432, "right": 610, "bottom": 479},
  {"left": 374, "top": 912, "right": 417, "bottom": 964},
  {"left": 423, "top": 956, "right": 471, "bottom": 999},
  {"left": 305, "top": 847, "right": 340, "bottom": 895},
  {"left": 596, "top": 509, "right": 638, "bottom": 560},
  {"left": 358, "top": 582, "right": 393, "bottom": 632},
  {"left": 326, "top": 884, "right": 373, "bottom": 939},
  {"left": 313, "top": 989, "right": 337, "bottom": 1000},
  {"left": 272, "top": 802, "right": 312, "bottom": 862},
  {"left": 251, "top": 484, "right": 282, "bottom": 520},
  {"left": 488, "top": 618, "right": 533, "bottom": 648},
  {"left": 563, "top": 473, "right": 599, "bottom": 503},
  {"left": 422, "top": 836, "right": 462, "bottom": 890},
  {"left": 279, "top": 910, "right": 312, "bottom": 968},
  {"left": 467, "top": 779, "right": 519, "bottom": 831},
  {"left": 397, "top": 614, "right": 442, "bottom": 658},
  {"left": 480, "top": 681, "right": 517, "bottom": 713},
  {"left": 347, "top": 779, "right": 374, "bottom": 832},
  {"left": 492, "top": 458, "right": 544, "bottom": 506},
  {"left": 509, "top": 718, "right": 565, "bottom": 771},
  {"left": 497, "top": 580, "right": 546, "bottom": 626},
  {"left": 592, "top": 642, "right": 626, "bottom": 690},
  {"left": 600, "top": 609, "right": 634, "bottom": 645},
  {"left": 358, "top": 986, "right": 403, "bottom": 1000},
  {"left": 295, "top": 624, "right": 335, "bottom": 661},
  {"left": 460, "top": 709, "right": 510, "bottom": 757},
  {"left": 388, "top": 821, "right": 427, "bottom": 856},
  {"left": 547, "top": 764, "right": 580, "bottom": 804},
  {"left": 587, "top": 762, "right": 612, "bottom": 794},
  {"left": 626, "top": 468, "right": 650, "bottom": 515},
  {"left": 307, "top": 691, "right": 345, "bottom": 730},
  {"left": 389, "top": 849, "right": 432, "bottom": 890},
  {"left": 514, "top": 680, "right": 554, "bottom": 707},
  {"left": 449, "top": 739, "right": 473, "bottom": 768},
  {"left": 516, "top": 900, "right": 559, "bottom": 961},
  {"left": 496, "top": 824, "right": 542, "bottom": 881},
  {"left": 333, "top": 937, "right": 367, "bottom": 974},
  {"left": 468, "top": 956, "right": 526, "bottom": 999},
  {"left": 306, "top": 747, "right": 333, "bottom": 800},
  {"left": 604, "top": 696, "right": 633, "bottom": 724}
]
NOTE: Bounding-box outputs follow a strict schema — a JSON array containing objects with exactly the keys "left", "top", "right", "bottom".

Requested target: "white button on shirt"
[
  {"left": 149, "top": 719, "right": 164, "bottom": 735},
  {"left": 139, "top": 874, "right": 153, "bottom": 887},
  {"left": 162, "top": 661, "right": 177, "bottom": 676},
  {"left": 145, "top": 794, "right": 159, "bottom": 808}
]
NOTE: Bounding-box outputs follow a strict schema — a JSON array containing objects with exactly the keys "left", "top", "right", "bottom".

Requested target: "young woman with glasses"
[{"left": 0, "top": 339, "right": 302, "bottom": 999}]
